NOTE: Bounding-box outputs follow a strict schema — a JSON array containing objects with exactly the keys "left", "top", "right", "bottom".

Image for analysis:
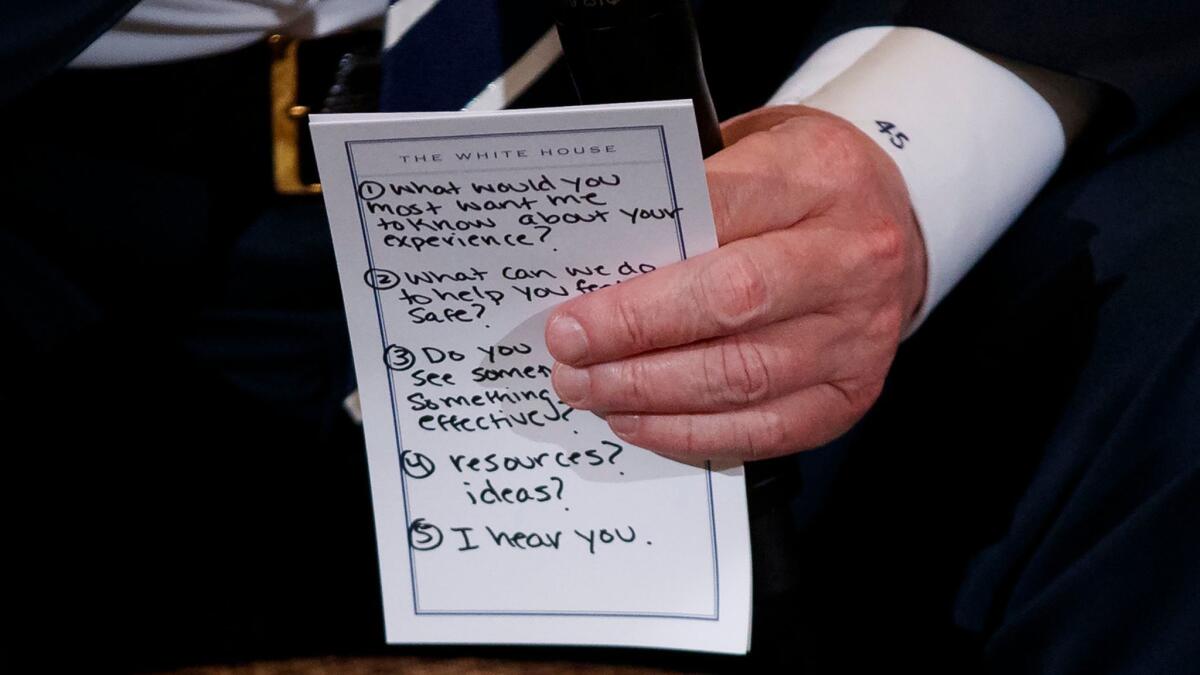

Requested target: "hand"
[{"left": 545, "top": 105, "right": 927, "bottom": 462}]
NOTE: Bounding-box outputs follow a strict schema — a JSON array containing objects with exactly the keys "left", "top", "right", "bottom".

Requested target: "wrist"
[
  {"left": 770, "top": 26, "right": 1066, "bottom": 335},
  {"left": 723, "top": 104, "right": 929, "bottom": 333}
]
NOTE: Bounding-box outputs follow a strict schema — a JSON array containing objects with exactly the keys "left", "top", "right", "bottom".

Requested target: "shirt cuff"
[{"left": 769, "top": 27, "right": 1066, "bottom": 335}]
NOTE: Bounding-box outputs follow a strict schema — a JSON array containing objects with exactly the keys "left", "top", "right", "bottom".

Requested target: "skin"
[
  {"left": 545, "top": 105, "right": 927, "bottom": 462},
  {"left": 544, "top": 56, "right": 1100, "bottom": 463}
]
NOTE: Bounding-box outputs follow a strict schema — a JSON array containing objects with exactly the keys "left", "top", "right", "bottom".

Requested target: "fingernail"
[
  {"left": 546, "top": 314, "right": 589, "bottom": 363},
  {"left": 552, "top": 364, "right": 590, "bottom": 405},
  {"left": 608, "top": 414, "right": 640, "bottom": 436}
]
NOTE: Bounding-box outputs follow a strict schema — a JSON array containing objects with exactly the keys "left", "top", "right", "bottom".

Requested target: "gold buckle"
[{"left": 268, "top": 34, "right": 322, "bottom": 196}]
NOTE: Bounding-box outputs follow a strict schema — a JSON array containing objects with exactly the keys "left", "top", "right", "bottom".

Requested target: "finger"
[
  {"left": 604, "top": 381, "right": 879, "bottom": 461},
  {"left": 708, "top": 109, "right": 865, "bottom": 244},
  {"left": 551, "top": 312, "right": 857, "bottom": 414},
  {"left": 706, "top": 126, "right": 820, "bottom": 245},
  {"left": 545, "top": 222, "right": 857, "bottom": 367},
  {"left": 719, "top": 104, "right": 811, "bottom": 146}
]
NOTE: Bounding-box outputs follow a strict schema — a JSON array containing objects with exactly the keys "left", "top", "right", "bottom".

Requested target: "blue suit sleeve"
[{"left": 899, "top": 1, "right": 1200, "bottom": 142}]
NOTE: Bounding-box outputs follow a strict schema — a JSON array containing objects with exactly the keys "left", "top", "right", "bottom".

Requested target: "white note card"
[{"left": 310, "top": 101, "right": 751, "bottom": 654}]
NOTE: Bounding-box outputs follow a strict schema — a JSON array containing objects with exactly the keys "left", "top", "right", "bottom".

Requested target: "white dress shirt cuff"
[{"left": 769, "top": 26, "right": 1066, "bottom": 335}]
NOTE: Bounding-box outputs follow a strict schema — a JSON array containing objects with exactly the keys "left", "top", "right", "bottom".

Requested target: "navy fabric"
[
  {"left": 900, "top": 0, "right": 1200, "bottom": 145},
  {"left": 379, "top": 0, "right": 554, "bottom": 112},
  {"left": 0, "top": 0, "right": 138, "bottom": 104},
  {"left": 954, "top": 115, "right": 1200, "bottom": 672}
]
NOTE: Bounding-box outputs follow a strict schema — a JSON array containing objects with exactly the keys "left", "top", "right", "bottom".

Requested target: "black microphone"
[{"left": 548, "top": 0, "right": 724, "bottom": 158}]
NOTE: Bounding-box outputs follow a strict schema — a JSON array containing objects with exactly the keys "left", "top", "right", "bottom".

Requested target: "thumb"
[
  {"left": 706, "top": 108, "right": 832, "bottom": 245},
  {"left": 719, "top": 104, "right": 813, "bottom": 146}
]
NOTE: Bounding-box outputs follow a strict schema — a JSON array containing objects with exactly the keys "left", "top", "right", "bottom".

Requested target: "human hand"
[{"left": 545, "top": 105, "right": 927, "bottom": 461}]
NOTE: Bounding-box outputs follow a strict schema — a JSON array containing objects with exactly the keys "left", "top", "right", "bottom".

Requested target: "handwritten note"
[{"left": 310, "top": 101, "right": 751, "bottom": 654}]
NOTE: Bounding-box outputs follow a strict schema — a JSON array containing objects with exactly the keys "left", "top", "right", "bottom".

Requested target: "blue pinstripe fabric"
[{"left": 380, "top": 0, "right": 554, "bottom": 112}]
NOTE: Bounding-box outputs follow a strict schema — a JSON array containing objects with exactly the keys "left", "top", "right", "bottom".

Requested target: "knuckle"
[
  {"left": 813, "top": 119, "right": 873, "bottom": 181},
  {"left": 618, "top": 358, "right": 653, "bottom": 407},
  {"left": 744, "top": 410, "right": 790, "bottom": 459},
  {"left": 831, "top": 377, "right": 885, "bottom": 416},
  {"left": 740, "top": 126, "right": 790, "bottom": 159},
  {"left": 704, "top": 337, "right": 772, "bottom": 405},
  {"left": 679, "top": 416, "right": 702, "bottom": 456},
  {"left": 861, "top": 217, "right": 907, "bottom": 268},
  {"left": 697, "top": 249, "right": 771, "bottom": 331},
  {"left": 612, "top": 295, "right": 650, "bottom": 350},
  {"left": 869, "top": 305, "right": 905, "bottom": 345},
  {"left": 837, "top": 216, "right": 906, "bottom": 278}
]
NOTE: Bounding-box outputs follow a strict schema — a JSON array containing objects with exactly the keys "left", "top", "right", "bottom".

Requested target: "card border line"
[{"left": 345, "top": 124, "right": 719, "bottom": 622}]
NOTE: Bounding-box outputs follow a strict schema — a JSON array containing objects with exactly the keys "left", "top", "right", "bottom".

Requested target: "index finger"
[
  {"left": 707, "top": 109, "right": 842, "bottom": 243},
  {"left": 544, "top": 223, "right": 847, "bottom": 366}
]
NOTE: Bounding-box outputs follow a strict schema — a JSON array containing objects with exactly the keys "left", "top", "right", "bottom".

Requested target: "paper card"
[{"left": 310, "top": 101, "right": 751, "bottom": 654}]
